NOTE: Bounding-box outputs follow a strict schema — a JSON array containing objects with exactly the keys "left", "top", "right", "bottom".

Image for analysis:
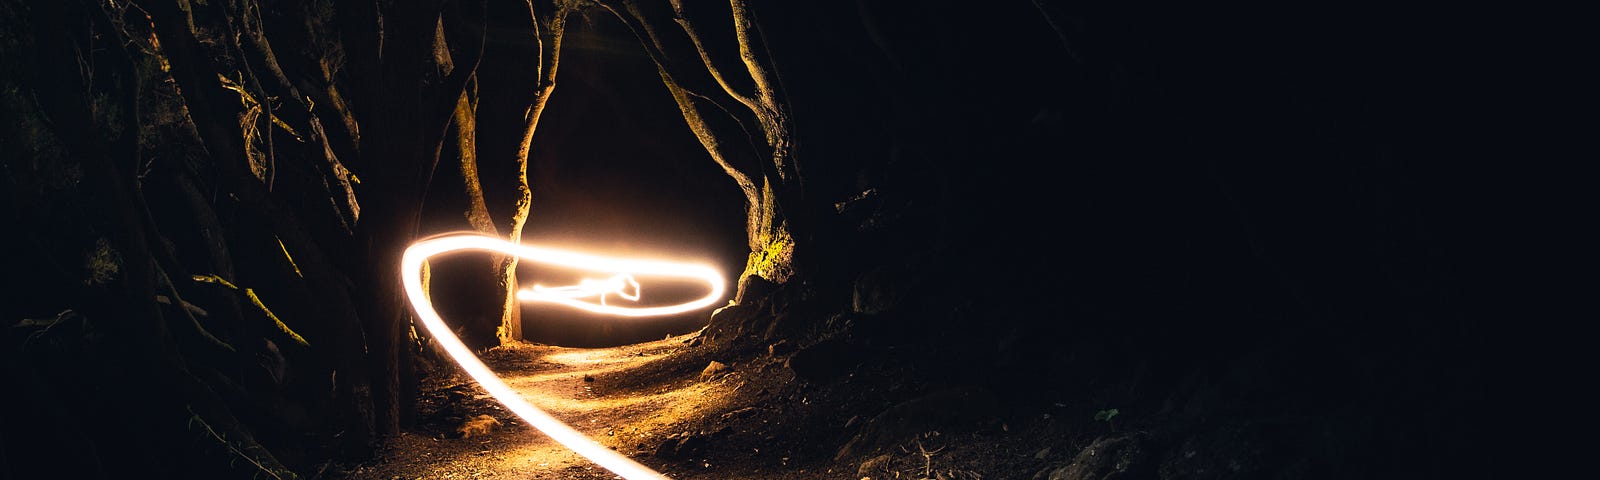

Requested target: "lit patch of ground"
[{"left": 337, "top": 333, "right": 740, "bottom": 480}]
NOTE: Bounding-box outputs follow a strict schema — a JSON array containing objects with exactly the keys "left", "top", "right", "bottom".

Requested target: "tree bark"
[
  {"left": 431, "top": 0, "right": 572, "bottom": 348},
  {"left": 597, "top": 0, "right": 807, "bottom": 296},
  {"left": 3, "top": 2, "right": 303, "bottom": 476},
  {"left": 353, "top": 0, "right": 487, "bottom": 435}
]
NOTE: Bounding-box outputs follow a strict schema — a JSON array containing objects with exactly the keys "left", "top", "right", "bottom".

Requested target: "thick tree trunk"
[
  {"left": 355, "top": 194, "right": 426, "bottom": 435},
  {"left": 353, "top": 0, "right": 486, "bottom": 434},
  {"left": 474, "top": 0, "right": 569, "bottom": 346},
  {"left": 3, "top": 1, "right": 305, "bottom": 476}
]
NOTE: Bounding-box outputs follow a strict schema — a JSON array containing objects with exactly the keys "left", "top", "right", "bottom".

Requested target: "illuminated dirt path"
[
  {"left": 342, "top": 335, "right": 741, "bottom": 480},
  {"left": 388, "top": 233, "right": 732, "bottom": 479}
]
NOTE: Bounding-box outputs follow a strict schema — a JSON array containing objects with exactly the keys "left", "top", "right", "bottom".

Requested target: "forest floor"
[
  {"left": 325, "top": 330, "right": 1084, "bottom": 480},
  {"left": 328, "top": 334, "right": 751, "bottom": 480}
]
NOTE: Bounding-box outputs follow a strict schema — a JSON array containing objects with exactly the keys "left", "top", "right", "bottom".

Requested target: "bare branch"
[
  {"left": 666, "top": 0, "right": 760, "bottom": 112},
  {"left": 729, "top": 0, "right": 778, "bottom": 112}
]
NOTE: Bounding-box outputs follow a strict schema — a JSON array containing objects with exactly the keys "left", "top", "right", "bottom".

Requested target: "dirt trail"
[{"left": 339, "top": 334, "right": 742, "bottom": 480}]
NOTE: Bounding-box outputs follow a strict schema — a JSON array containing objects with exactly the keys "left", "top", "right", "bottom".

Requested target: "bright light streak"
[
  {"left": 403, "top": 233, "right": 727, "bottom": 480},
  {"left": 524, "top": 273, "right": 642, "bottom": 308},
  {"left": 499, "top": 238, "right": 724, "bottom": 316}
]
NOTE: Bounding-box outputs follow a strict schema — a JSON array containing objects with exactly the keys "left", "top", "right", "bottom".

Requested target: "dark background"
[
  {"left": 3, "top": 0, "right": 1562, "bottom": 477},
  {"left": 503, "top": 2, "right": 1542, "bottom": 476},
  {"left": 522, "top": 0, "right": 1525, "bottom": 457}
]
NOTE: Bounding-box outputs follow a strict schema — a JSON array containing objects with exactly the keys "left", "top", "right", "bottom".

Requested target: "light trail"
[
  {"left": 402, "top": 233, "right": 727, "bottom": 480},
  {"left": 525, "top": 273, "right": 642, "bottom": 307}
]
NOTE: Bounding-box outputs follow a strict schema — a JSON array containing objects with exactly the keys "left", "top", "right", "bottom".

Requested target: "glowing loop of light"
[
  {"left": 523, "top": 272, "right": 643, "bottom": 308},
  {"left": 403, "top": 233, "right": 727, "bottom": 480}
]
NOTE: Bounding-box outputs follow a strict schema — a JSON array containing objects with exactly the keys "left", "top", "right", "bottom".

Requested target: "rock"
[
  {"left": 719, "top": 407, "right": 758, "bottom": 422},
  {"left": 701, "top": 360, "right": 729, "bottom": 381},
  {"left": 705, "top": 302, "right": 767, "bottom": 341},
  {"left": 735, "top": 274, "right": 778, "bottom": 305},
  {"left": 654, "top": 432, "right": 708, "bottom": 459},
  {"left": 706, "top": 303, "right": 750, "bottom": 332},
  {"left": 453, "top": 414, "right": 501, "bottom": 439}
]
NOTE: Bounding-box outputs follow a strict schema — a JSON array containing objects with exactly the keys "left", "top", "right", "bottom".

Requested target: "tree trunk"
[
  {"left": 353, "top": 0, "right": 487, "bottom": 434},
  {"left": 433, "top": 0, "right": 572, "bottom": 348},
  {"left": 597, "top": 0, "right": 808, "bottom": 298}
]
